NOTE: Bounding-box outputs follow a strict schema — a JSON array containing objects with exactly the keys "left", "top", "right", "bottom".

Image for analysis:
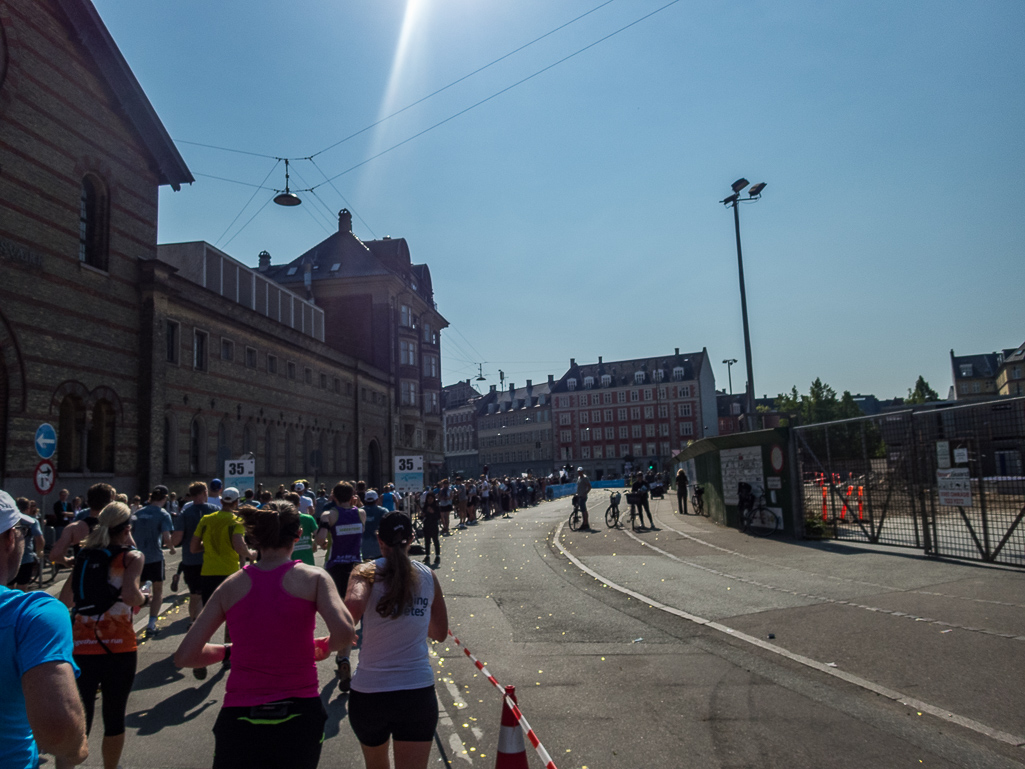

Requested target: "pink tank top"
[{"left": 223, "top": 561, "right": 318, "bottom": 707}]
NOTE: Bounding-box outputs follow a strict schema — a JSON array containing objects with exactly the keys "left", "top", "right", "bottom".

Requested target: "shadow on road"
[
  {"left": 126, "top": 666, "right": 226, "bottom": 735},
  {"left": 322, "top": 679, "right": 350, "bottom": 739}
]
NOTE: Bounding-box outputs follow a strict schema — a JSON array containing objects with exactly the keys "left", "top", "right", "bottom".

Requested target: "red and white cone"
[{"left": 495, "top": 685, "right": 529, "bottom": 769}]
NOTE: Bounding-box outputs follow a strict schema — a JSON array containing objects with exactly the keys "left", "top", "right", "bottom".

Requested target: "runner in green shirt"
[{"left": 292, "top": 512, "right": 319, "bottom": 566}]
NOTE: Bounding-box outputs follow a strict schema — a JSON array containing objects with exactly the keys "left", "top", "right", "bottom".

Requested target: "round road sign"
[
  {"left": 35, "top": 423, "right": 57, "bottom": 460},
  {"left": 34, "top": 460, "right": 56, "bottom": 495}
]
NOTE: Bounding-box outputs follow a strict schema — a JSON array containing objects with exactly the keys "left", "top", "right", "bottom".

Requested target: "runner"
[
  {"left": 315, "top": 482, "right": 365, "bottom": 692},
  {"left": 51, "top": 483, "right": 116, "bottom": 569},
  {"left": 174, "top": 501, "right": 356, "bottom": 769},
  {"left": 130, "top": 485, "right": 175, "bottom": 635},
  {"left": 344, "top": 512, "right": 449, "bottom": 769},
  {"left": 286, "top": 492, "right": 319, "bottom": 567},
  {"left": 59, "top": 501, "right": 147, "bottom": 769},
  {"left": 172, "top": 482, "right": 215, "bottom": 644},
  {"left": 436, "top": 479, "right": 453, "bottom": 535},
  {"left": 190, "top": 487, "right": 255, "bottom": 680}
]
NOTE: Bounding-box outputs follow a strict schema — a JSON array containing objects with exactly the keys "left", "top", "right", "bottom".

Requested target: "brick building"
[
  {"left": 0, "top": 0, "right": 398, "bottom": 499},
  {"left": 550, "top": 350, "right": 717, "bottom": 479},
  {"left": 264, "top": 210, "right": 448, "bottom": 483},
  {"left": 0, "top": 0, "right": 191, "bottom": 498}
]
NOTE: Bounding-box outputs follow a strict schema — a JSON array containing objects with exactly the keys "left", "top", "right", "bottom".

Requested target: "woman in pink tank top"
[{"left": 175, "top": 501, "right": 356, "bottom": 769}]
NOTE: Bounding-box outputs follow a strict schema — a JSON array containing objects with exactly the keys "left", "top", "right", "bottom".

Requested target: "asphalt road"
[{"left": 41, "top": 495, "right": 1025, "bottom": 768}]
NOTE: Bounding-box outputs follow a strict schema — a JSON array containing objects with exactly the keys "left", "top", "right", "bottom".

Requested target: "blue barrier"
[{"left": 547, "top": 480, "right": 628, "bottom": 499}]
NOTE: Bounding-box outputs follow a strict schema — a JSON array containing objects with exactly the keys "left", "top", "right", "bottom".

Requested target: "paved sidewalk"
[{"left": 558, "top": 495, "right": 1025, "bottom": 743}]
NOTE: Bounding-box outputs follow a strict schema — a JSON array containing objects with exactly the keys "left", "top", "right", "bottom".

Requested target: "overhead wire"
[
  {"left": 308, "top": 157, "right": 378, "bottom": 239},
  {"left": 221, "top": 196, "right": 274, "bottom": 249},
  {"left": 214, "top": 160, "right": 281, "bottom": 247},
  {"left": 311, "top": 0, "right": 683, "bottom": 188}
]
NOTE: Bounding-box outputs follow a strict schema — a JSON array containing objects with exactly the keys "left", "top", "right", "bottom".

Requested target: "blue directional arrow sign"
[{"left": 35, "top": 423, "right": 57, "bottom": 460}]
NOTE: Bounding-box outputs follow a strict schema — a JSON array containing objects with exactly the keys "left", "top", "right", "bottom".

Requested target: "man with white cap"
[
  {"left": 0, "top": 489, "right": 88, "bottom": 767},
  {"left": 293, "top": 481, "right": 314, "bottom": 515}
]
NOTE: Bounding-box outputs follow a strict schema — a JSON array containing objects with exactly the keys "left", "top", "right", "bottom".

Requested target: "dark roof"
[
  {"left": 716, "top": 391, "right": 746, "bottom": 417},
  {"left": 478, "top": 380, "right": 553, "bottom": 414},
  {"left": 1000, "top": 342, "right": 1025, "bottom": 367},
  {"left": 550, "top": 350, "right": 706, "bottom": 392},
  {"left": 55, "top": 0, "right": 193, "bottom": 190},
  {"left": 950, "top": 350, "right": 1014, "bottom": 380},
  {"left": 442, "top": 380, "right": 481, "bottom": 410}
]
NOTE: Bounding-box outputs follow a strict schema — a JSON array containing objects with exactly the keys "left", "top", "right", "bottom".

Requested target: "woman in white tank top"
[{"left": 344, "top": 511, "right": 448, "bottom": 769}]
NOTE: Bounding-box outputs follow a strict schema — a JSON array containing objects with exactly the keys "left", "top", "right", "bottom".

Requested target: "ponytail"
[
  {"left": 375, "top": 544, "right": 415, "bottom": 619},
  {"left": 81, "top": 501, "right": 131, "bottom": 550}
]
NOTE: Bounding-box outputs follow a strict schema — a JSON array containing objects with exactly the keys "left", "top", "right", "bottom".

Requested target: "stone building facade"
[
  {"left": 475, "top": 378, "right": 555, "bottom": 480},
  {"left": 441, "top": 379, "right": 482, "bottom": 480}
]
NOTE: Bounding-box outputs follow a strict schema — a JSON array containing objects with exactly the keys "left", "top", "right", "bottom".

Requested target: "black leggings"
[
  {"left": 75, "top": 652, "right": 137, "bottom": 736},
  {"left": 422, "top": 526, "right": 441, "bottom": 559}
]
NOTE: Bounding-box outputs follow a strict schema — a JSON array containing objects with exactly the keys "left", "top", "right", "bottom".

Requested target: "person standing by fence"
[{"left": 676, "top": 468, "right": 689, "bottom": 515}]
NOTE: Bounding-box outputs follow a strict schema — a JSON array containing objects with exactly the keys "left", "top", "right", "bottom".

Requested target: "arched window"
[
  {"left": 79, "top": 175, "right": 109, "bottom": 271},
  {"left": 57, "top": 396, "right": 86, "bottom": 472},
  {"left": 189, "top": 417, "right": 205, "bottom": 474}
]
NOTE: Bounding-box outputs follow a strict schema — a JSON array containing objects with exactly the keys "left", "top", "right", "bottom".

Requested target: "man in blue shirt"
[
  {"left": 0, "top": 489, "right": 88, "bottom": 769},
  {"left": 379, "top": 484, "right": 396, "bottom": 512},
  {"left": 131, "top": 485, "right": 175, "bottom": 635}
]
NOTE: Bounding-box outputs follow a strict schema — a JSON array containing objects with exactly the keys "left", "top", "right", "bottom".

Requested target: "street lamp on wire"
[{"left": 720, "top": 178, "right": 766, "bottom": 426}]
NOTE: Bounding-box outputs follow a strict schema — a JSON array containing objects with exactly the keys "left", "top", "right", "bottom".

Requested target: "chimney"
[
  {"left": 675, "top": 348, "right": 679, "bottom": 355},
  {"left": 509, "top": 382, "right": 515, "bottom": 393},
  {"left": 490, "top": 385, "right": 496, "bottom": 393},
  {"left": 548, "top": 374, "right": 554, "bottom": 385},
  {"left": 598, "top": 356, "right": 602, "bottom": 364},
  {"left": 526, "top": 380, "right": 532, "bottom": 390},
  {"left": 258, "top": 250, "right": 271, "bottom": 271},
  {"left": 338, "top": 209, "right": 352, "bottom": 233},
  {"left": 570, "top": 358, "right": 576, "bottom": 367}
]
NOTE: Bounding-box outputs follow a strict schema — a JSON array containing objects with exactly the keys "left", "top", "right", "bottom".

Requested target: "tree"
[{"left": 906, "top": 376, "right": 939, "bottom": 404}]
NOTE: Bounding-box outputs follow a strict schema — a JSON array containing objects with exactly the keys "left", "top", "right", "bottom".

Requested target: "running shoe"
[
  {"left": 194, "top": 667, "right": 207, "bottom": 680},
  {"left": 170, "top": 572, "right": 180, "bottom": 592}
]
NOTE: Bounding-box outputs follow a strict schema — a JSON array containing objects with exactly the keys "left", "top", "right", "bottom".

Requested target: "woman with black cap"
[{"left": 344, "top": 511, "right": 449, "bottom": 769}]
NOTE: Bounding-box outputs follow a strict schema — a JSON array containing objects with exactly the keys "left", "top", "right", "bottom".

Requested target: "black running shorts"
[{"left": 348, "top": 686, "right": 438, "bottom": 746}]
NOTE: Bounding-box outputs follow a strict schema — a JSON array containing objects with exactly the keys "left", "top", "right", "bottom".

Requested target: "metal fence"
[{"left": 794, "top": 397, "right": 1025, "bottom": 567}]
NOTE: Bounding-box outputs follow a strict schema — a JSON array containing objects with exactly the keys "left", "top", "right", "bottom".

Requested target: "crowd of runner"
[{"left": 0, "top": 467, "right": 568, "bottom": 769}]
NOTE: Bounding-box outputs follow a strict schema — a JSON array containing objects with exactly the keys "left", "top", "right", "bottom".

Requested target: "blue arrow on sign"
[{"left": 35, "top": 423, "right": 57, "bottom": 460}]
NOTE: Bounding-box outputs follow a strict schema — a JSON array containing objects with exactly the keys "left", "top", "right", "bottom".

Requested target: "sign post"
[
  {"left": 224, "top": 458, "right": 256, "bottom": 496},
  {"left": 394, "top": 455, "right": 423, "bottom": 494}
]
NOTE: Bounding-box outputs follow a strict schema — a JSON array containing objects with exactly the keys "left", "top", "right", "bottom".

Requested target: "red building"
[{"left": 550, "top": 350, "right": 718, "bottom": 479}]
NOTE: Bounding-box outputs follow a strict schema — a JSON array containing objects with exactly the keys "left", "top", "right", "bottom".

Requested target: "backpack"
[{"left": 71, "top": 546, "right": 129, "bottom": 616}]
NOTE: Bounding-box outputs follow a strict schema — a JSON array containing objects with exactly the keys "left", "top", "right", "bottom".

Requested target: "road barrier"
[{"left": 446, "top": 630, "right": 558, "bottom": 769}]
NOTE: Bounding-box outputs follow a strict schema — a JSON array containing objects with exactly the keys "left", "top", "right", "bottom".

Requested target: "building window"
[
  {"left": 423, "top": 322, "right": 432, "bottom": 343},
  {"left": 620, "top": 444, "right": 630, "bottom": 457},
  {"left": 619, "top": 426, "right": 629, "bottom": 439},
  {"left": 632, "top": 425, "right": 642, "bottom": 438},
  {"left": 87, "top": 400, "right": 116, "bottom": 473},
  {"left": 680, "top": 422, "right": 694, "bottom": 436},
  {"left": 679, "top": 403, "right": 692, "bottom": 417},
  {"left": 673, "top": 367, "right": 685, "bottom": 381},
  {"left": 633, "top": 443, "right": 643, "bottom": 457},
  {"left": 221, "top": 338, "right": 234, "bottom": 362},
  {"left": 634, "top": 371, "right": 645, "bottom": 384},
  {"left": 643, "top": 389, "right": 653, "bottom": 401},
  {"left": 653, "top": 369, "right": 664, "bottom": 382},
  {"left": 972, "top": 382, "right": 980, "bottom": 393},
  {"left": 559, "top": 413, "right": 572, "bottom": 425},
  {"left": 304, "top": 367, "right": 313, "bottom": 385},
  {"left": 400, "top": 340, "right": 417, "bottom": 366},
  {"left": 659, "top": 424, "right": 670, "bottom": 437},
  {"left": 645, "top": 424, "right": 656, "bottom": 437},
  {"left": 618, "top": 408, "right": 627, "bottom": 420},
  {"left": 647, "top": 443, "right": 657, "bottom": 456},
  {"left": 401, "top": 380, "right": 418, "bottom": 406},
  {"left": 630, "top": 407, "right": 641, "bottom": 420},
  {"left": 560, "top": 430, "right": 572, "bottom": 442},
  {"left": 400, "top": 305, "right": 413, "bottom": 327},
  {"left": 57, "top": 396, "right": 87, "bottom": 473},
  {"left": 605, "top": 427, "right": 615, "bottom": 440},
  {"left": 630, "top": 390, "right": 639, "bottom": 402},
  {"left": 959, "top": 364, "right": 973, "bottom": 377},
  {"left": 78, "top": 175, "right": 109, "bottom": 270},
  {"left": 617, "top": 391, "right": 626, "bottom": 403},
  {"left": 581, "top": 447, "right": 591, "bottom": 459},
  {"left": 567, "top": 379, "right": 577, "bottom": 391},
  {"left": 165, "top": 321, "right": 180, "bottom": 364},
  {"left": 604, "top": 409, "right": 613, "bottom": 422},
  {"left": 287, "top": 361, "right": 297, "bottom": 380},
  {"left": 591, "top": 410, "right": 601, "bottom": 423},
  {"left": 580, "top": 411, "right": 588, "bottom": 424},
  {"left": 583, "top": 377, "right": 594, "bottom": 389},
  {"left": 193, "top": 330, "right": 208, "bottom": 371},
  {"left": 333, "top": 377, "right": 341, "bottom": 393},
  {"left": 601, "top": 375, "right": 612, "bottom": 387},
  {"left": 243, "top": 423, "right": 255, "bottom": 455},
  {"left": 607, "top": 444, "right": 616, "bottom": 458},
  {"left": 658, "top": 386, "right": 667, "bottom": 399},
  {"left": 190, "top": 417, "right": 205, "bottom": 474},
  {"left": 424, "top": 391, "right": 440, "bottom": 414},
  {"left": 245, "top": 346, "right": 257, "bottom": 368},
  {"left": 658, "top": 404, "right": 668, "bottom": 418},
  {"left": 163, "top": 416, "right": 176, "bottom": 475},
  {"left": 424, "top": 354, "right": 439, "bottom": 378},
  {"left": 677, "top": 385, "right": 691, "bottom": 398},
  {"left": 644, "top": 406, "right": 654, "bottom": 419},
  {"left": 267, "top": 354, "right": 278, "bottom": 374}
]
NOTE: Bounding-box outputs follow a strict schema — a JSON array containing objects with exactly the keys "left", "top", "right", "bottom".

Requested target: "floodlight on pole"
[{"left": 719, "top": 179, "right": 767, "bottom": 425}]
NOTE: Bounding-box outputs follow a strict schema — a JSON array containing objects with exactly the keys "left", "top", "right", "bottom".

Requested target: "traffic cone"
[{"left": 495, "top": 685, "right": 529, "bottom": 769}]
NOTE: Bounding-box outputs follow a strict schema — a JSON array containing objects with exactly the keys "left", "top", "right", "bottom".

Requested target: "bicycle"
[
  {"left": 604, "top": 492, "right": 626, "bottom": 529},
  {"left": 568, "top": 495, "right": 583, "bottom": 531},
  {"left": 738, "top": 488, "right": 779, "bottom": 537},
  {"left": 690, "top": 485, "right": 706, "bottom": 516}
]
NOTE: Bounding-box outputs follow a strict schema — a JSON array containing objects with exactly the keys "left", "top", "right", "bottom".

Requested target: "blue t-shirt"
[
  {"left": 380, "top": 492, "right": 396, "bottom": 512},
  {"left": 20, "top": 519, "right": 43, "bottom": 566},
  {"left": 131, "top": 505, "right": 173, "bottom": 564},
  {"left": 0, "top": 588, "right": 78, "bottom": 769},
  {"left": 361, "top": 504, "right": 387, "bottom": 560},
  {"left": 174, "top": 502, "right": 212, "bottom": 567}
]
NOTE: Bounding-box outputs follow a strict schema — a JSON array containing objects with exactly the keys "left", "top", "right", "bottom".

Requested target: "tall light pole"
[
  {"left": 720, "top": 179, "right": 766, "bottom": 425},
  {"left": 722, "top": 359, "right": 738, "bottom": 395}
]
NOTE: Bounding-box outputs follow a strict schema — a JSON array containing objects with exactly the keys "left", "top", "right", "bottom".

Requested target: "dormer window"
[
  {"left": 959, "top": 364, "right": 973, "bottom": 377},
  {"left": 601, "top": 374, "right": 611, "bottom": 387},
  {"left": 634, "top": 371, "right": 645, "bottom": 384},
  {"left": 653, "top": 369, "right": 664, "bottom": 382},
  {"left": 286, "top": 266, "right": 298, "bottom": 276},
  {"left": 673, "top": 367, "right": 685, "bottom": 381},
  {"left": 583, "top": 377, "right": 594, "bottom": 389},
  {"left": 567, "top": 378, "right": 577, "bottom": 391},
  {"left": 330, "top": 263, "right": 341, "bottom": 272}
]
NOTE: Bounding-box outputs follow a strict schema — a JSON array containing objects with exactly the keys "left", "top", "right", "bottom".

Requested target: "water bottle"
[{"left": 142, "top": 580, "right": 152, "bottom": 596}]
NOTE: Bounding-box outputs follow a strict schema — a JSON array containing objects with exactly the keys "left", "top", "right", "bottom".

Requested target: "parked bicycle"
[
  {"left": 605, "top": 491, "right": 639, "bottom": 530},
  {"left": 690, "top": 485, "right": 706, "bottom": 516},
  {"left": 737, "top": 482, "right": 778, "bottom": 537},
  {"left": 568, "top": 495, "right": 584, "bottom": 532}
]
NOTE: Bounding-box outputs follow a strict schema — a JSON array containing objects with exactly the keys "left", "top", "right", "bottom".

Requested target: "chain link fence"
[{"left": 794, "top": 397, "right": 1025, "bottom": 567}]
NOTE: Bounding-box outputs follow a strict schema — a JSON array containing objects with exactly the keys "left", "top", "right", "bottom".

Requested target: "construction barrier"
[{"left": 447, "top": 630, "right": 558, "bottom": 769}]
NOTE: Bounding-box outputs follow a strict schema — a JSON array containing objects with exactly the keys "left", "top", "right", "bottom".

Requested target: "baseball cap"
[
  {"left": 0, "top": 490, "right": 35, "bottom": 534},
  {"left": 151, "top": 485, "right": 169, "bottom": 499},
  {"left": 577, "top": 467, "right": 584, "bottom": 472},
  {"left": 221, "top": 487, "right": 240, "bottom": 503},
  {"left": 210, "top": 478, "right": 223, "bottom": 491},
  {"left": 364, "top": 490, "right": 379, "bottom": 502},
  {"left": 379, "top": 512, "right": 413, "bottom": 547}
]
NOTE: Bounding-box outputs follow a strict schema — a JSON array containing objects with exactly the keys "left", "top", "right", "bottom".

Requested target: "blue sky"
[{"left": 94, "top": 0, "right": 1024, "bottom": 401}]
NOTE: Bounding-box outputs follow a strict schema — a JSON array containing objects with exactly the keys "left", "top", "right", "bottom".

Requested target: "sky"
[{"left": 93, "top": 0, "right": 1025, "bottom": 402}]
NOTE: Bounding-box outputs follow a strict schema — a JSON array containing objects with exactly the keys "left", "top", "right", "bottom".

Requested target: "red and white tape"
[{"left": 447, "top": 630, "right": 558, "bottom": 769}]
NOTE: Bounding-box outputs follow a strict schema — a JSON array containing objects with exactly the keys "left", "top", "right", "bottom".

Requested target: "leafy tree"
[{"left": 906, "top": 376, "right": 939, "bottom": 404}]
